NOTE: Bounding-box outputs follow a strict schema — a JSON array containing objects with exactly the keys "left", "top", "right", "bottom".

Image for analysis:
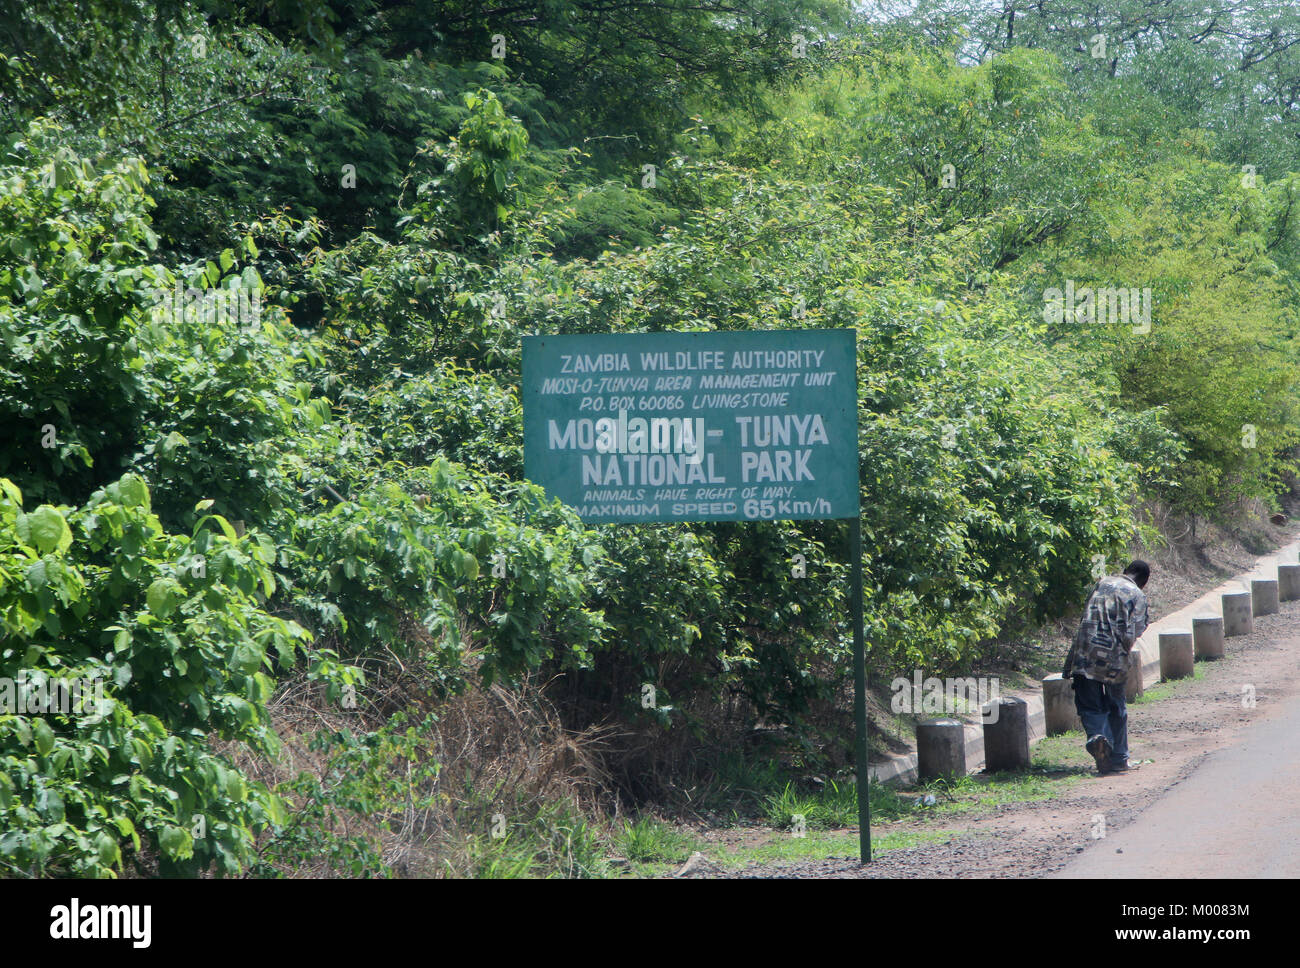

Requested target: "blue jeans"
[{"left": 1072, "top": 674, "right": 1128, "bottom": 765}]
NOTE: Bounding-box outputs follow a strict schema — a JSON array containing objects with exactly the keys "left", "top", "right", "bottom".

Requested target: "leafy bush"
[
  {"left": 0, "top": 123, "right": 161, "bottom": 506},
  {"left": 355, "top": 363, "right": 523, "bottom": 478},
  {"left": 286, "top": 459, "right": 608, "bottom": 689},
  {"left": 0, "top": 474, "right": 355, "bottom": 876}
]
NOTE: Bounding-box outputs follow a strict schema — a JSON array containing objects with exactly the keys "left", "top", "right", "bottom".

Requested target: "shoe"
[
  {"left": 1086, "top": 735, "right": 1112, "bottom": 772},
  {"left": 1099, "top": 759, "right": 1131, "bottom": 775}
]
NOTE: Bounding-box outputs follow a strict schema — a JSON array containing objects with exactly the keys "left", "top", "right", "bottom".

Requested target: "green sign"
[{"left": 522, "top": 329, "right": 859, "bottom": 523}]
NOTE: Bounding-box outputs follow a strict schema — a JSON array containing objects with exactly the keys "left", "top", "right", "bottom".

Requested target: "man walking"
[{"left": 1063, "top": 561, "right": 1151, "bottom": 775}]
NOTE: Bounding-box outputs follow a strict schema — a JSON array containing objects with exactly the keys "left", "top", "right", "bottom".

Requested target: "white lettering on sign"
[
  {"left": 639, "top": 351, "right": 725, "bottom": 370},
  {"left": 740, "top": 450, "right": 814, "bottom": 482},
  {"left": 734, "top": 414, "right": 828, "bottom": 447},
  {"left": 729, "top": 350, "right": 824, "bottom": 369},
  {"left": 561, "top": 353, "right": 631, "bottom": 373},
  {"left": 581, "top": 453, "right": 726, "bottom": 486}
]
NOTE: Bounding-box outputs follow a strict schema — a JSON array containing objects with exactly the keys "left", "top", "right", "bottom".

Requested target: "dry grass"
[{"left": 216, "top": 644, "right": 620, "bottom": 877}]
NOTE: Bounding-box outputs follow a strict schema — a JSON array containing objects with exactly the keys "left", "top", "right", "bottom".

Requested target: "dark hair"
[{"left": 1123, "top": 560, "right": 1151, "bottom": 589}]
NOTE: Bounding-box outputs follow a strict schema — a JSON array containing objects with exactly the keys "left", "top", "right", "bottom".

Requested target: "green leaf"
[
  {"left": 25, "top": 558, "right": 49, "bottom": 590},
  {"left": 225, "top": 772, "right": 247, "bottom": 802},
  {"left": 228, "top": 697, "right": 256, "bottom": 726},
  {"left": 158, "top": 825, "right": 193, "bottom": 860},
  {"left": 116, "top": 474, "right": 150, "bottom": 509},
  {"left": 33, "top": 719, "right": 55, "bottom": 756},
  {"left": 95, "top": 829, "right": 120, "bottom": 867},
  {"left": 0, "top": 478, "right": 22, "bottom": 505},
  {"left": 146, "top": 578, "right": 183, "bottom": 619},
  {"left": 160, "top": 431, "right": 188, "bottom": 457},
  {"left": 209, "top": 515, "right": 239, "bottom": 541},
  {"left": 230, "top": 643, "right": 262, "bottom": 674},
  {"left": 24, "top": 506, "right": 73, "bottom": 555}
]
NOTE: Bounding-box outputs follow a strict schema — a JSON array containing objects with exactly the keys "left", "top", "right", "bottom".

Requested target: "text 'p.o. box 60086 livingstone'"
[{"left": 522, "top": 329, "right": 859, "bottom": 523}]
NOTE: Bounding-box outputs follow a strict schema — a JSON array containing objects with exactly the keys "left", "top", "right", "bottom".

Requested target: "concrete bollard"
[
  {"left": 1159, "top": 629, "right": 1195, "bottom": 680},
  {"left": 1192, "top": 615, "right": 1225, "bottom": 661},
  {"left": 1042, "top": 674, "right": 1084, "bottom": 735},
  {"left": 1278, "top": 563, "right": 1300, "bottom": 603},
  {"left": 1252, "top": 578, "right": 1279, "bottom": 617},
  {"left": 981, "top": 697, "right": 1030, "bottom": 773},
  {"left": 1124, "top": 647, "right": 1144, "bottom": 701},
  {"left": 916, "top": 719, "right": 967, "bottom": 781},
  {"left": 1222, "top": 590, "right": 1254, "bottom": 637}
]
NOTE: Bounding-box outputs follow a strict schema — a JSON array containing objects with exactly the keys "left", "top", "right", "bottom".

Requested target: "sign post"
[
  {"left": 850, "top": 515, "right": 871, "bottom": 862},
  {"left": 522, "top": 329, "right": 870, "bottom": 862}
]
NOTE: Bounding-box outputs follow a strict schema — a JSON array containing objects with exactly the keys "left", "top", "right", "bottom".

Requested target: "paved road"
[{"left": 1055, "top": 687, "right": 1300, "bottom": 878}]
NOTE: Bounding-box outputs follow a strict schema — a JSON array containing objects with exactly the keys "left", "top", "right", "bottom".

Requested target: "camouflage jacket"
[{"left": 1064, "top": 575, "right": 1150, "bottom": 684}]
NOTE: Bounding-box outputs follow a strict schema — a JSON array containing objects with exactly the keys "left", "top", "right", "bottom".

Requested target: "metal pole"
[{"left": 850, "top": 515, "right": 872, "bottom": 863}]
